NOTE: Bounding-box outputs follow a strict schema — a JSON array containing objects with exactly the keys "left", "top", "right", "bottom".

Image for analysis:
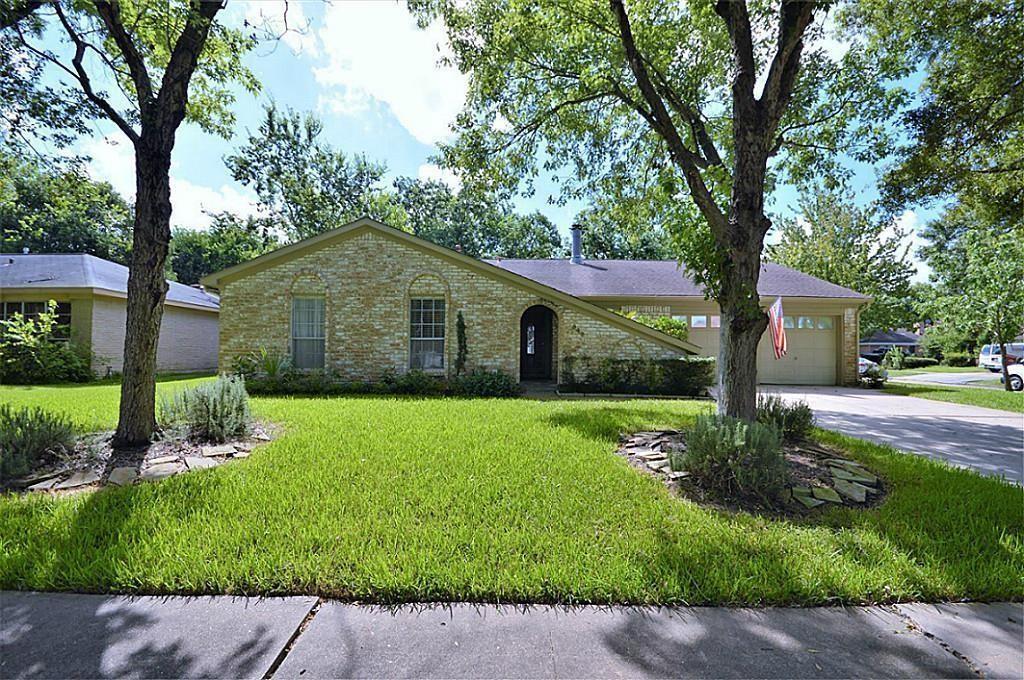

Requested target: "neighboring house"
[
  {"left": 859, "top": 329, "right": 923, "bottom": 359},
  {"left": 0, "top": 253, "right": 219, "bottom": 375},
  {"left": 202, "top": 217, "right": 868, "bottom": 386}
]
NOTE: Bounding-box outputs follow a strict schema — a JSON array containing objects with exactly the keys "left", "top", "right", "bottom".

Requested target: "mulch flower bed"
[
  {"left": 2, "top": 422, "right": 276, "bottom": 496},
  {"left": 618, "top": 430, "right": 886, "bottom": 517}
]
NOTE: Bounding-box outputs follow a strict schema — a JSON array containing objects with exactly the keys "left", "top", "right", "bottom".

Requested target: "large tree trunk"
[{"left": 112, "top": 141, "right": 172, "bottom": 447}]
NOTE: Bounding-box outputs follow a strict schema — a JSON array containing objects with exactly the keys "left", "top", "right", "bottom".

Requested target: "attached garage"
[{"left": 757, "top": 315, "right": 838, "bottom": 385}]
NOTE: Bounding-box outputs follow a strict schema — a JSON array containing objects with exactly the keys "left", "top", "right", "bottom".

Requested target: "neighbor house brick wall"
[
  {"left": 217, "top": 229, "right": 684, "bottom": 382},
  {"left": 90, "top": 296, "right": 219, "bottom": 375}
]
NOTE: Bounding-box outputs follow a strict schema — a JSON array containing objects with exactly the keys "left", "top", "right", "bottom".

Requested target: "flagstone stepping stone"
[
  {"left": 185, "top": 456, "right": 218, "bottom": 470},
  {"left": 107, "top": 467, "right": 138, "bottom": 486},
  {"left": 811, "top": 486, "right": 842, "bottom": 503},
  {"left": 140, "top": 463, "right": 180, "bottom": 481},
  {"left": 234, "top": 442, "right": 254, "bottom": 452},
  {"left": 253, "top": 432, "right": 271, "bottom": 441},
  {"left": 833, "top": 478, "right": 870, "bottom": 503},
  {"left": 147, "top": 454, "right": 179, "bottom": 466},
  {"left": 232, "top": 450, "right": 250, "bottom": 459},
  {"left": 637, "top": 451, "right": 667, "bottom": 461},
  {"left": 792, "top": 486, "right": 812, "bottom": 496},
  {"left": 27, "top": 477, "right": 60, "bottom": 491},
  {"left": 829, "top": 467, "right": 877, "bottom": 484},
  {"left": 666, "top": 470, "right": 689, "bottom": 480},
  {"left": 825, "top": 458, "right": 868, "bottom": 471},
  {"left": 647, "top": 459, "right": 671, "bottom": 471},
  {"left": 795, "top": 493, "right": 825, "bottom": 508},
  {"left": 201, "top": 444, "right": 236, "bottom": 457},
  {"left": 54, "top": 470, "right": 101, "bottom": 490}
]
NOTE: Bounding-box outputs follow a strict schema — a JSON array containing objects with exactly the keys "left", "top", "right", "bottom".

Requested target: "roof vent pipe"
[{"left": 570, "top": 223, "right": 584, "bottom": 265}]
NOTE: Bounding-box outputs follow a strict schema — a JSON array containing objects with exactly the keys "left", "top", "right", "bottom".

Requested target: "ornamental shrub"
[
  {"left": 943, "top": 352, "right": 974, "bottom": 367},
  {"left": 903, "top": 356, "right": 939, "bottom": 369},
  {"left": 450, "top": 368, "right": 520, "bottom": 397},
  {"left": 0, "top": 302, "right": 93, "bottom": 384},
  {"left": 0, "top": 404, "right": 76, "bottom": 479},
  {"left": 560, "top": 356, "right": 714, "bottom": 396},
  {"left": 160, "top": 375, "right": 251, "bottom": 442},
  {"left": 860, "top": 363, "right": 888, "bottom": 388},
  {"left": 624, "top": 313, "right": 689, "bottom": 341},
  {"left": 672, "top": 414, "right": 786, "bottom": 500},
  {"left": 756, "top": 394, "right": 814, "bottom": 442},
  {"left": 882, "top": 346, "right": 905, "bottom": 369}
]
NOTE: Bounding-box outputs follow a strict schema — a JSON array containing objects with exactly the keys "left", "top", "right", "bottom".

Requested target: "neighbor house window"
[
  {"left": 1, "top": 301, "right": 71, "bottom": 340},
  {"left": 817, "top": 317, "right": 834, "bottom": 330},
  {"left": 690, "top": 315, "right": 708, "bottom": 328},
  {"left": 410, "top": 298, "right": 445, "bottom": 370},
  {"left": 291, "top": 297, "right": 325, "bottom": 369},
  {"left": 710, "top": 315, "right": 721, "bottom": 328}
]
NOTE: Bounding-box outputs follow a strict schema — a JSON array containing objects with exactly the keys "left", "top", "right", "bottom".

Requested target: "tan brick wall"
[
  {"left": 218, "top": 230, "right": 683, "bottom": 382},
  {"left": 91, "top": 296, "right": 219, "bottom": 375}
]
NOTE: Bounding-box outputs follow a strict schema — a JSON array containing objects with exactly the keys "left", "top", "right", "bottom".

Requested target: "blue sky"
[{"left": 60, "top": 1, "right": 934, "bottom": 279}]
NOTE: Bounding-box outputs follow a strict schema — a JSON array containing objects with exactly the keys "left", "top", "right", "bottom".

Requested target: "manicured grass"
[
  {"left": 1, "top": 383, "right": 1021, "bottom": 605},
  {"left": 887, "top": 366, "right": 982, "bottom": 376},
  {"left": 883, "top": 382, "right": 1024, "bottom": 414}
]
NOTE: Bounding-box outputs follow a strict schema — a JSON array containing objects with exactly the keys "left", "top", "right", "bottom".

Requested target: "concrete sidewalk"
[{"left": 2, "top": 592, "right": 1021, "bottom": 678}]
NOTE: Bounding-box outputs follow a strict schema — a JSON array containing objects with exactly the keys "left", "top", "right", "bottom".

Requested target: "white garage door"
[{"left": 757, "top": 315, "right": 837, "bottom": 385}]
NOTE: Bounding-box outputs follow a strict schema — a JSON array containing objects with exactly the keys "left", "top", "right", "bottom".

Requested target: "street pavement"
[
  {"left": 765, "top": 386, "right": 1024, "bottom": 483},
  {"left": 891, "top": 371, "right": 1001, "bottom": 388},
  {"left": 2, "top": 593, "right": 1021, "bottom": 679}
]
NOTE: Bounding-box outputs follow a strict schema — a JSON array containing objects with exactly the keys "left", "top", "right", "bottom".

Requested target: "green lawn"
[
  {"left": 1, "top": 381, "right": 1021, "bottom": 605},
  {"left": 887, "top": 366, "right": 982, "bottom": 376},
  {"left": 883, "top": 382, "right": 1024, "bottom": 413}
]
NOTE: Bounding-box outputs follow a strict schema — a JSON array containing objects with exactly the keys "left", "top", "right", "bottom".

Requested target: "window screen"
[
  {"left": 291, "top": 297, "right": 325, "bottom": 369},
  {"left": 410, "top": 299, "right": 445, "bottom": 370}
]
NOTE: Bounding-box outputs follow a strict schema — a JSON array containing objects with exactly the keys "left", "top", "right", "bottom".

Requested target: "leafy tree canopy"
[
  {"left": 170, "top": 213, "right": 279, "bottom": 286},
  {"left": 0, "top": 148, "right": 132, "bottom": 262},
  {"left": 767, "top": 186, "right": 916, "bottom": 335},
  {"left": 845, "top": 0, "right": 1023, "bottom": 223}
]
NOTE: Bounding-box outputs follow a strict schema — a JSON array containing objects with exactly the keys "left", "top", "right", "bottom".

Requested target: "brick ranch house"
[
  {"left": 1, "top": 253, "right": 220, "bottom": 375},
  {"left": 200, "top": 217, "right": 868, "bottom": 386}
]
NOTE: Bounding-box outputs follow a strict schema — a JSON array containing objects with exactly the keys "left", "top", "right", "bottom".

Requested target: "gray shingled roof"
[
  {"left": 0, "top": 254, "right": 219, "bottom": 310},
  {"left": 484, "top": 259, "right": 868, "bottom": 299},
  {"left": 860, "top": 330, "right": 921, "bottom": 345}
]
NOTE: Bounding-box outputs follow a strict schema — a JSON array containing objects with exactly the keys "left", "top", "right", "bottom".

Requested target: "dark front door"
[{"left": 520, "top": 305, "right": 554, "bottom": 380}]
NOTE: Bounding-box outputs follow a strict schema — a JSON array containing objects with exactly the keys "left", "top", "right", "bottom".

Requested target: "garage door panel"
[{"left": 757, "top": 316, "right": 837, "bottom": 385}]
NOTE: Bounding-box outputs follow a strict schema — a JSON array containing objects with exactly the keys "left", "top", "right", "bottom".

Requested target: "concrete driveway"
[{"left": 765, "top": 386, "right": 1023, "bottom": 483}]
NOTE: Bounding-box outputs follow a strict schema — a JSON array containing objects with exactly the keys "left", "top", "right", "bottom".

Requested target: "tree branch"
[
  {"left": 154, "top": 0, "right": 224, "bottom": 135},
  {"left": 759, "top": 0, "right": 817, "bottom": 132},
  {"left": 714, "top": 0, "right": 757, "bottom": 112},
  {"left": 94, "top": 0, "right": 154, "bottom": 107},
  {"left": 610, "top": 0, "right": 726, "bottom": 232}
]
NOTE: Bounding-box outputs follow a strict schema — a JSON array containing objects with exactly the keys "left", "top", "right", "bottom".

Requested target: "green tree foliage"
[
  {"left": 0, "top": 149, "right": 132, "bottom": 262},
  {"left": 393, "top": 177, "right": 564, "bottom": 258},
  {"left": 946, "top": 229, "right": 1024, "bottom": 390},
  {"left": 576, "top": 210, "right": 674, "bottom": 260},
  {"left": 414, "top": 0, "right": 901, "bottom": 419},
  {"left": 767, "top": 187, "right": 915, "bottom": 334},
  {"left": 225, "top": 104, "right": 400, "bottom": 242},
  {"left": 170, "top": 213, "right": 279, "bottom": 285},
  {"left": 847, "top": 0, "right": 1023, "bottom": 224}
]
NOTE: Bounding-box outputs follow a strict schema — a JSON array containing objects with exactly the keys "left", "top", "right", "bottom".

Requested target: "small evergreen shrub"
[
  {"left": 160, "top": 375, "right": 251, "bottom": 442},
  {"left": 756, "top": 394, "right": 814, "bottom": 442},
  {"left": 0, "top": 405, "right": 75, "bottom": 479},
  {"left": 623, "top": 313, "right": 690, "bottom": 341},
  {"left": 860, "top": 363, "right": 888, "bottom": 387},
  {"left": 0, "top": 302, "right": 94, "bottom": 384},
  {"left": 231, "top": 347, "right": 291, "bottom": 378},
  {"left": 882, "top": 347, "right": 905, "bottom": 369},
  {"left": 450, "top": 368, "right": 520, "bottom": 397},
  {"left": 673, "top": 415, "right": 786, "bottom": 500},
  {"left": 387, "top": 369, "right": 446, "bottom": 396},
  {"left": 903, "top": 356, "right": 939, "bottom": 369},
  {"left": 560, "top": 356, "right": 714, "bottom": 396},
  {"left": 943, "top": 352, "right": 973, "bottom": 367}
]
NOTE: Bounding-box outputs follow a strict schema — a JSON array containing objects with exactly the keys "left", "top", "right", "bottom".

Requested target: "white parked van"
[{"left": 978, "top": 343, "right": 1024, "bottom": 372}]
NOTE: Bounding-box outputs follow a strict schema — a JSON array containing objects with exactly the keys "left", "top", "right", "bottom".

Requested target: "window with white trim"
[
  {"left": 410, "top": 298, "right": 445, "bottom": 370},
  {"left": 291, "top": 297, "right": 325, "bottom": 369}
]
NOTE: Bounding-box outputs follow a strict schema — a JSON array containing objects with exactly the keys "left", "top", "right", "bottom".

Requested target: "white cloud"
[
  {"left": 80, "top": 135, "right": 257, "bottom": 230},
  {"left": 244, "top": 0, "right": 319, "bottom": 57},
  {"left": 313, "top": 0, "right": 467, "bottom": 145},
  {"left": 417, "top": 163, "right": 462, "bottom": 191},
  {"left": 891, "top": 209, "right": 932, "bottom": 283}
]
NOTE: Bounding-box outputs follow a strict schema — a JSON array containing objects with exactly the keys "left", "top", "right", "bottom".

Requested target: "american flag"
[{"left": 768, "top": 297, "right": 788, "bottom": 360}]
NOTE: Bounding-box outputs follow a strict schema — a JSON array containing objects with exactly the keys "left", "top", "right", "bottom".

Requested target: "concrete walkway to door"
[{"left": 765, "top": 386, "right": 1024, "bottom": 483}]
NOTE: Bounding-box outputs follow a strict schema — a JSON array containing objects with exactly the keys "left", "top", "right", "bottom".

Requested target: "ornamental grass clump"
[
  {"left": 0, "top": 404, "right": 75, "bottom": 479},
  {"left": 756, "top": 394, "right": 815, "bottom": 442},
  {"left": 160, "top": 374, "right": 250, "bottom": 443},
  {"left": 673, "top": 414, "right": 787, "bottom": 500}
]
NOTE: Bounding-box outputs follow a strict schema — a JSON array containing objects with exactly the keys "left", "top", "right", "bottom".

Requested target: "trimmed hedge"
[
  {"left": 560, "top": 356, "right": 715, "bottom": 396},
  {"left": 943, "top": 352, "right": 974, "bottom": 367},
  {"left": 903, "top": 356, "right": 939, "bottom": 369},
  {"left": 246, "top": 368, "right": 520, "bottom": 398}
]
